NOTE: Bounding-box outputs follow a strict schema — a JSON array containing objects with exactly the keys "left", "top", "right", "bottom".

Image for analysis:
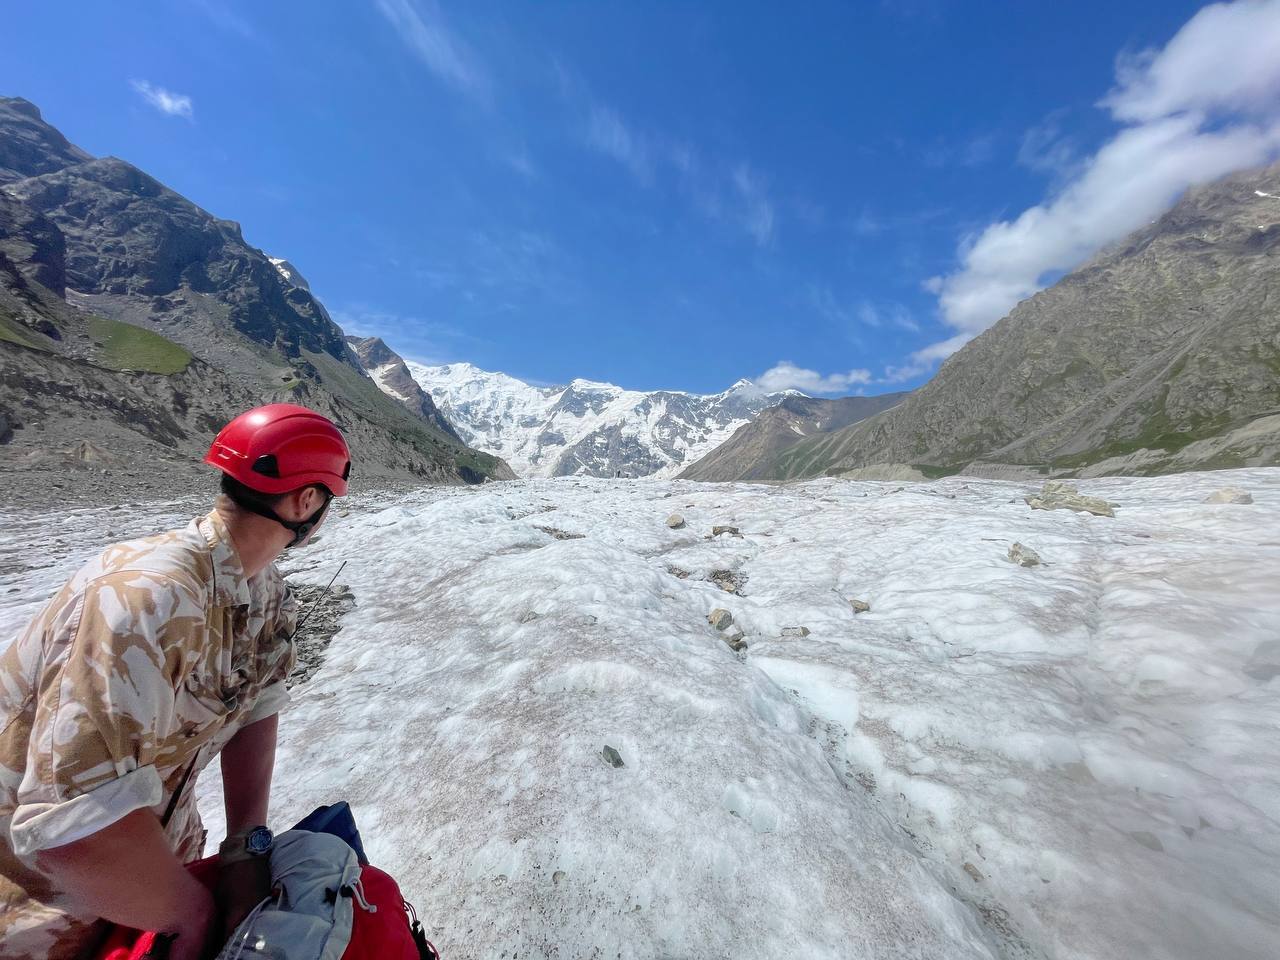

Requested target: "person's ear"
[{"left": 301, "top": 486, "right": 323, "bottom": 516}]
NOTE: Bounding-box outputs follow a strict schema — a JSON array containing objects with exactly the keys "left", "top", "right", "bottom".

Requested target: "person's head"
[{"left": 204, "top": 404, "right": 351, "bottom": 551}]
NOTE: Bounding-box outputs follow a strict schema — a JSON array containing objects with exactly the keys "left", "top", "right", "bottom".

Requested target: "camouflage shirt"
[{"left": 0, "top": 510, "right": 296, "bottom": 959}]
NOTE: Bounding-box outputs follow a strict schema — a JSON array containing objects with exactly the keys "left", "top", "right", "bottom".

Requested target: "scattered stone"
[
  {"left": 534, "top": 525, "right": 585, "bottom": 540},
  {"left": 667, "top": 565, "right": 691, "bottom": 579},
  {"left": 709, "top": 569, "right": 745, "bottom": 594},
  {"left": 711, "top": 525, "right": 741, "bottom": 537},
  {"left": 1007, "top": 542, "right": 1041, "bottom": 567},
  {"left": 1243, "top": 639, "right": 1280, "bottom": 682},
  {"left": 552, "top": 870, "right": 566, "bottom": 885},
  {"left": 286, "top": 580, "right": 356, "bottom": 687},
  {"left": 849, "top": 598, "right": 871, "bottom": 614},
  {"left": 724, "top": 630, "right": 747, "bottom": 652},
  {"left": 1025, "top": 480, "right": 1115, "bottom": 518},
  {"left": 602, "top": 745, "right": 625, "bottom": 768},
  {"left": 962, "top": 862, "right": 984, "bottom": 883},
  {"left": 781, "top": 626, "right": 811, "bottom": 638},
  {"left": 708, "top": 608, "right": 734, "bottom": 631},
  {"left": 1203, "top": 487, "right": 1253, "bottom": 504},
  {"left": 666, "top": 513, "right": 686, "bottom": 529},
  {"left": 519, "top": 610, "right": 540, "bottom": 624}
]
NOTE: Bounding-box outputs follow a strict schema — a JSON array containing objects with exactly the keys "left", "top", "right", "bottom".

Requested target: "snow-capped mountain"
[{"left": 403, "top": 361, "right": 796, "bottom": 479}]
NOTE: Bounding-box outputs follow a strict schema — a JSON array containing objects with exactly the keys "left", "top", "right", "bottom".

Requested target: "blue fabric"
[{"left": 291, "top": 801, "right": 369, "bottom": 865}]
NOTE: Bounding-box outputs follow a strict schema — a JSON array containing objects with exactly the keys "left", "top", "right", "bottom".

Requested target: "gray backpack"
[{"left": 215, "top": 830, "right": 371, "bottom": 960}]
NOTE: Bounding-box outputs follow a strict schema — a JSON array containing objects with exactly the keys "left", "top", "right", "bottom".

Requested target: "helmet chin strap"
[{"left": 227, "top": 488, "right": 332, "bottom": 549}]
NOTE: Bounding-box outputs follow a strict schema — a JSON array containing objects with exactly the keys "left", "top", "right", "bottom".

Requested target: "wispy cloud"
[
  {"left": 922, "top": 0, "right": 1280, "bottom": 363},
  {"left": 586, "top": 105, "right": 651, "bottom": 183},
  {"left": 374, "top": 0, "right": 490, "bottom": 100},
  {"left": 190, "top": 0, "right": 261, "bottom": 42},
  {"left": 921, "top": 132, "right": 998, "bottom": 169},
  {"left": 330, "top": 304, "right": 478, "bottom": 364},
  {"left": 756, "top": 361, "right": 872, "bottom": 395},
  {"left": 130, "top": 80, "right": 194, "bottom": 119},
  {"left": 506, "top": 148, "right": 537, "bottom": 180},
  {"left": 1017, "top": 109, "right": 1082, "bottom": 178},
  {"left": 564, "top": 68, "right": 781, "bottom": 247},
  {"left": 809, "top": 286, "right": 919, "bottom": 333},
  {"left": 731, "top": 163, "right": 775, "bottom": 246}
]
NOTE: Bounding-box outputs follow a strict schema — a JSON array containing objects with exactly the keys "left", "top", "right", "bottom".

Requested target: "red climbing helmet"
[{"left": 205, "top": 404, "right": 351, "bottom": 497}]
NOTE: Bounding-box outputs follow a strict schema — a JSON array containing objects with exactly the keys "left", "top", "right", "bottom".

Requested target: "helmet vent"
[{"left": 252, "top": 454, "right": 281, "bottom": 478}]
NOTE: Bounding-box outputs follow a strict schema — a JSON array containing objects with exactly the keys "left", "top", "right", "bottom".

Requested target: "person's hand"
[
  {"left": 216, "top": 856, "right": 273, "bottom": 944},
  {"left": 163, "top": 887, "right": 216, "bottom": 960}
]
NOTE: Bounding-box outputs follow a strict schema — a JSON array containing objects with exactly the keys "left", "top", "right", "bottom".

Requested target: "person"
[{"left": 0, "top": 404, "right": 351, "bottom": 960}]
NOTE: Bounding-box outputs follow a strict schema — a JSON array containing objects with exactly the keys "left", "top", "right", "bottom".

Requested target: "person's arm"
[
  {"left": 221, "top": 713, "right": 277, "bottom": 834},
  {"left": 217, "top": 713, "right": 278, "bottom": 940},
  {"left": 37, "top": 809, "right": 215, "bottom": 960}
]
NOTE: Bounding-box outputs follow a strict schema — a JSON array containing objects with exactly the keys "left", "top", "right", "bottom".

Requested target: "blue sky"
[{"left": 7, "top": 1, "right": 1280, "bottom": 393}]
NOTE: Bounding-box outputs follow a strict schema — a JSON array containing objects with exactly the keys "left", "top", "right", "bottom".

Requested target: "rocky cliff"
[
  {"left": 678, "top": 392, "right": 907, "bottom": 482},
  {"left": 0, "top": 96, "right": 511, "bottom": 503},
  {"left": 762, "top": 162, "right": 1280, "bottom": 481}
]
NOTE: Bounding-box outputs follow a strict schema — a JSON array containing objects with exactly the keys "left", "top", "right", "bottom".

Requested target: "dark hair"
[{"left": 220, "top": 474, "right": 331, "bottom": 507}]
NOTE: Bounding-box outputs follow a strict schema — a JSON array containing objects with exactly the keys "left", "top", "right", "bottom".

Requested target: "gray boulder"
[
  {"left": 849, "top": 598, "right": 871, "bottom": 614},
  {"left": 666, "top": 513, "right": 686, "bottom": 529},
  {"left": 1008, "top": 542, "right": 1042, "bottom": 567},
  {"left": 602, "top": 745, "right": 625, "bottom": 768},
  {"left": 1025, "top": 480, "right": 1115, "bottom": 518},
  {"left": 781, "top": 626, "right": 811, "bottom": 638},
  {"left": 1204, "top": 487, "right": 1253, "bottom": 504},
  {"left": 708, "top": 608, "right": 734, "bottom": 631}
]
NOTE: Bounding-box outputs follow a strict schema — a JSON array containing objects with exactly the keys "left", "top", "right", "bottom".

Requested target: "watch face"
[{"left": 246, "top": 826, "right": 274, "bottom": 856}]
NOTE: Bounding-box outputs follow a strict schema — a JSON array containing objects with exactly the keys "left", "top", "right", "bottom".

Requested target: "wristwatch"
[{"left": 220, "top": 825, "right": 274, "bottom": 864}]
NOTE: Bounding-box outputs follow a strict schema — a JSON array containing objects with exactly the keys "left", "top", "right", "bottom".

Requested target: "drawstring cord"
[
  {"left": 349, "top": 876, "right": 378, "bottom": 913},
  {"left": 225, "top": 894, "right": 275, "bottom": 960}
]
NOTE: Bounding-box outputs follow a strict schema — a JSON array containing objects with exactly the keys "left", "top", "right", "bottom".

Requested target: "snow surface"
[
  {"left": 404, "top": 361, "right": 788, "bottom": 480},
  {"left": 2, "top": 470, "right": 1279, "bottom": 959}
]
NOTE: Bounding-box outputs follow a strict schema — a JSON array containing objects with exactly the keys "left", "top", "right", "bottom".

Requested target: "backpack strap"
[
  {"left": 161, "top": 755, "right": 199, "bottom": 829},
  {"left": 403, "top": 899, "right": 440, "bottom": 960}
]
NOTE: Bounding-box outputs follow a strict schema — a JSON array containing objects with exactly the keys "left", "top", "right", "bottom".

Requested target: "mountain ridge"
[
  {"left": 723, "top": 161, "right": 1280, "bottom": 482},
  {"left": 403, "top": 360, "right": 805, "bottom": 479},
  {"left": 679, "top": 392, "right": 909, "bottom": 482},
  {"left": 0, "top": 95, "right": 513, "bottom": 502}
]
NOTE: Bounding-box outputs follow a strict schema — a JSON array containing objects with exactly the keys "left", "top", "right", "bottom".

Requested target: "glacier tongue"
[
  {"left": 3, "top": 469, "right": 1277, "bottom": 959},
  {"left": 403, "top": 361, "right": 791, "bottom": 479}
]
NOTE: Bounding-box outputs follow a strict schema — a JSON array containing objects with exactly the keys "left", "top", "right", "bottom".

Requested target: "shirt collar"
[{"left": 197, "top": 510, "right": 253, "bottom": 608}]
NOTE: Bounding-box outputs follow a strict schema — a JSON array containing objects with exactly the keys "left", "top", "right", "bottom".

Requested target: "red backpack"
[
  {"left": 96, "top": 801, "right": 438, "bottom": 960},
  {"left": 345, "top": 864, "right": 439, "bottom": 960}
]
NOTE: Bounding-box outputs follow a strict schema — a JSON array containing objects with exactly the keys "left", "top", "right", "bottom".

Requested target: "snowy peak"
[
  {"left": 268, "top": 256, "right": 310, "bottom": 291},
  {"left": 404, "top": 361, "right": 798, "bottom": 479},
  {"left": 345, "top": 336, "right": 466, "bottom": 445}
]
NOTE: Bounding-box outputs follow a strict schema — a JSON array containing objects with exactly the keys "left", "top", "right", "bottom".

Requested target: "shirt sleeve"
[
  {"left": 8, "top": 572, "right": 205, "bottom": 859},
  {"left": 243, "top": 581, "right": 298, "bottom": 725}
]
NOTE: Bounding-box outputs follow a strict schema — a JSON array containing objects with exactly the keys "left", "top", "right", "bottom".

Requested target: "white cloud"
[
  {"left": 130, "top": 80, "right": 193, "bottom": 119},
  {"left": 757, "top": 361, "right": 872, "bottom": 395},
  {"left": 923, "top": 0, "right": 1280, "bottom": 362},
  {"left": 375, "top": 0, "right": 489, "bottom": 100},
  {"left": 1101, "top": 0, "right": 1280, "bottom": 122}
]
